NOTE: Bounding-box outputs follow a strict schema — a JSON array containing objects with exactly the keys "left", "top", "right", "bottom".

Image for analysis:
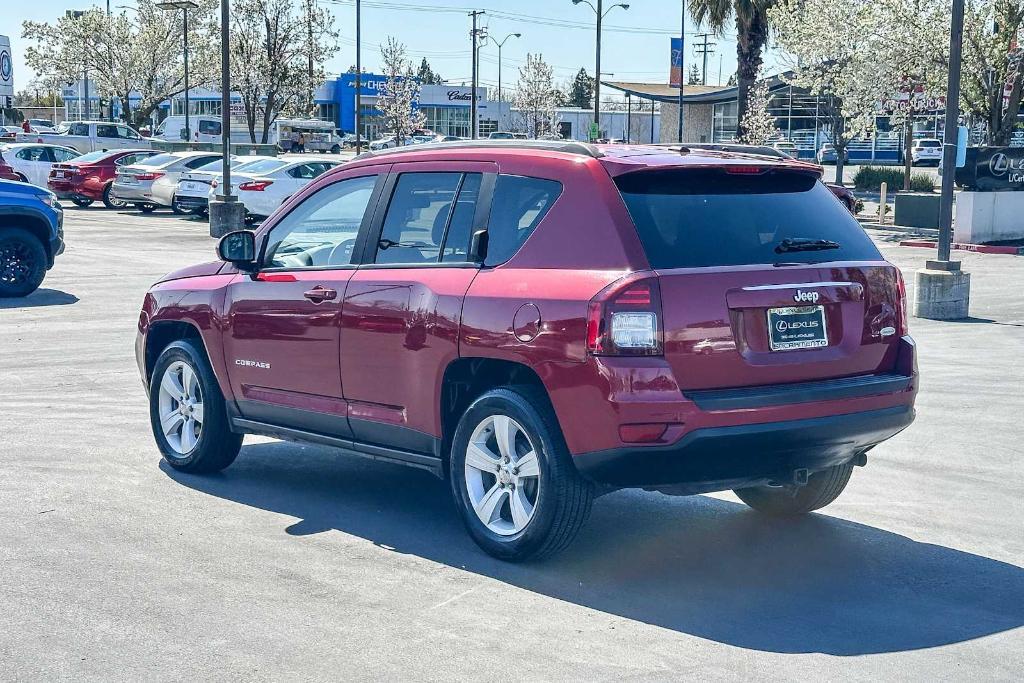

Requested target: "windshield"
[
  {"left": 237, "top": 159, "right": 288, "bottom": 175},
  {"left": 73, "top": 150, "right": 114, "bottom": 163},
  {"left": 615, "top": 169, "right": 881, "bottom": 268}
]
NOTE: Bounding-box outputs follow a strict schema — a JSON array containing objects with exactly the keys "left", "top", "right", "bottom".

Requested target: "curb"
[
  {"left": 898, "top": 239, "right": 1023, "bottom": 255},
  {"left": 858, "top": 220, "right": 940, "bottom": 237}
]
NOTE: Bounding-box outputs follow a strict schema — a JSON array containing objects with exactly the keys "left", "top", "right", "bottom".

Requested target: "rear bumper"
[
  {"left": 574, "top": 404, "right": 914, "bottom": 491},
  {"left": 175, "top": 195, "right": 208, "bottom": 211}
]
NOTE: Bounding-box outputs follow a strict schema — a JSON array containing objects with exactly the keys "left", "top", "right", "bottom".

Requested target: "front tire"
[
  {"left": 733, "top": 462, "right": 855, "bottom": 516},
  {"left": 150, "top": 340, "right": 242, "bottom": 473},
  {"left": 70, "top": 197, "right": 93, "bottom": 207},
  {"left": 0, "top": 227, "right": 47, "bottom": 297},
  {"left": 450, "top": 387, "right": 593, "bottom": 562}
]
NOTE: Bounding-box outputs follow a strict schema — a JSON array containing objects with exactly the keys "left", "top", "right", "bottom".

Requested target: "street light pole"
[
  {"left": 355, "top": 0, "right": 362, "bottom": 153},
  {"left": 469, "top": 11, "right": 486, "bottom": 139},
  {"left": 157, "top": 1, "right": 199, "bottom": 142},
  {"left": 677, "top": 1, "right": 685, "bottom": 143},
  {"left": 571, "top": 0, "right": 629, "bottom": 138},
  {"left": 935, "top": 0, "right": 965, "bottom": 266},
  {"left": 491, "top": 33, "right": 521, "bottom": 132},
  {"left": 207, "top": 0, "right": 244, "bottom": 238}
]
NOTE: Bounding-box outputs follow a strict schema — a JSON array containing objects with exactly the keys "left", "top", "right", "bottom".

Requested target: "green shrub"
[
  {"left": 852, "top": 165, "right": 935, "bottom": 193},
  {"left": 909, "top": 173, "right": 935, "bottom": 192}
]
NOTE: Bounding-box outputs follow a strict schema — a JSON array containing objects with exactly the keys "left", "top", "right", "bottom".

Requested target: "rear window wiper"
[{"left": 775, "top": 238, "right": 840, "bottom": 253}]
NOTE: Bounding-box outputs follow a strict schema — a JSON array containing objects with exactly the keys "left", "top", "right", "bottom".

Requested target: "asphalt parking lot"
[{"left": 1, "top": 206, "right": 1021, "bottom": 680}]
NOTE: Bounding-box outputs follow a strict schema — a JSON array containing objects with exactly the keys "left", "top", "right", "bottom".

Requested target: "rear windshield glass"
[
  {"left": 135, "top": 153, "right": 177, "bottom": 167},
  {"left": 73, "top": 150, "right": 114, "bottom": 163},
  {"left": 238, "top": 159, "right": 288, "bottom": 175},
  {"left": 615, "top": 169, "right": 881, "bottom": 268}
]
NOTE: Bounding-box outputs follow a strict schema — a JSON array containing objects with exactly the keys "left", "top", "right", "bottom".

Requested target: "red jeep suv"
[{"left": 136, "top": 141, "right": 916, "bottom": 561}]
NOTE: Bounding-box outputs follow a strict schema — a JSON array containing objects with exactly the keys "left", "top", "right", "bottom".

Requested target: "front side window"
[
  {"left": 484, "top": 175, "right": 562, "bottom": 266},
  {"left": 264, "top": 175, "right": 378, "bottom": 269},
  {"left": 375, "top": 172, "right": 465, "bottom": 265},
  {"left": 68, "top": 123, "right": 89, "bottom": 136}
]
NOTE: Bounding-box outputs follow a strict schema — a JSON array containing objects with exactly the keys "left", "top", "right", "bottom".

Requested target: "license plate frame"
[{"left": 767, "top": 305, "right": 828, "bottom": 351}]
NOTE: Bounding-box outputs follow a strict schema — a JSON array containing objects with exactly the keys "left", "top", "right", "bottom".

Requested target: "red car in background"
[
  {"left": 48, "top": 148, "right": 157, "bottom": 208},
  {"left": 0, "top": 148, "right": 21, "bottom": 181}
]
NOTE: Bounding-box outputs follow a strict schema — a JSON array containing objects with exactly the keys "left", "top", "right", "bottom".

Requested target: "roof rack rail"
[{"left": 354, "top": 139, "right": 604, "bottom": 160}]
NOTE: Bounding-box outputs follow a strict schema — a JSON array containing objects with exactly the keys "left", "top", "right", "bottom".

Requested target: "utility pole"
[
  {"left": 676, "top": 2, "right": 685, "bottom": 143},
  {"left": 306, "top": 0, "right": 316, "bottom": 118},
  {"left": 355, "top": 0, "right": 362, "bottom": 152},
  {"left": 936, "top": 0, "right": 965, "bottom": 266},
  {"left": 469, "top": 10, "right": 485, "bottom": 139},
  {"left": 208, "top": 0, "right": 244, "bottom": 238},
  {"left": 693, "top": 32, "right": 715, "bottom": 86}
]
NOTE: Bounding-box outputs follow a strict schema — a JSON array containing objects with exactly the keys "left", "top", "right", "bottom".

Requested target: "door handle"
[{"left": 303, "top": 286, "right": 337, "bottom": 303}]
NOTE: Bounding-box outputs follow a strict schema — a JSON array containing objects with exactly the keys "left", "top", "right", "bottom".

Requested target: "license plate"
[
  {"left": 181, "top": 181, "right": 202, "bottom": 191},
  {"left": 54, "top": 171, "right": 67, "bottom": 178},
  {"left": 119, "top": 176, "right": 136, "bottom": 185},
  {"left": 767, "top": 305, "right": 828, "bottom": 351}
]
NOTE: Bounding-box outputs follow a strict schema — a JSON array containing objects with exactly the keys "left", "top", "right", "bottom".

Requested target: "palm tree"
[{"left": 689, "top": 0, "right": 777, "bottom": 139}]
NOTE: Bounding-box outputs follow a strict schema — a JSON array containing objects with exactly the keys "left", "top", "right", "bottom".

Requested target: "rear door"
[
  {"left": 614, "top": 167, "right": 904, "bottom": 391},
  {"left": 340, "top": 161, "right": 494, "bottom": 453},
  {"left": 222, "top": 171, "right": 386, "bottom": 434}
]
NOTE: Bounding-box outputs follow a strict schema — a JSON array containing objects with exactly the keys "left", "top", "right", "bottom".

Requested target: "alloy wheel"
[
  {"left": 464, "top": 414, "right": 541, "bottom": 536},
  {"left": 0, "top": 239, "right": 35, "bottom": 287},
  {"left": 157, "top": 360, "right": 205, "bottom": 455}
]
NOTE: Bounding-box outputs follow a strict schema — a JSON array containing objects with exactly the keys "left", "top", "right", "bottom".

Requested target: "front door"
[
  {"left": 223, "top": 172, "right": 385, "bottom": 435},
  {"left": 340, "top": 162, "right": 494, "bottom": 453}
]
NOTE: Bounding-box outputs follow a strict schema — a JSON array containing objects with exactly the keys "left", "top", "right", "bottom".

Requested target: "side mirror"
[
  {"left": 469, "top": 229, "right": 488, "bottom": 263},
  {"left": 217, "top": 230, "right": 258, "bottom": 271}
]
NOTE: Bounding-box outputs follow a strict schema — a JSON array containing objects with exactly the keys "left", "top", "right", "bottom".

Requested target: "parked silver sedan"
[{"left": 111, "top": 151, "right": 222, "bottom": 213}]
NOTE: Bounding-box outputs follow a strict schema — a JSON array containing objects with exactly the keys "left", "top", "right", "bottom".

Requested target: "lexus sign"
[{"left": 954, "top": 146, "right": 1024, "bottom": 191}]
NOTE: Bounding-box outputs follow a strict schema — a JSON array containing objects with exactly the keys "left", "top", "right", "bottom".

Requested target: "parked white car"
[
  {"left": 112, "top": 151, "right": 222, "bottom": 213},
  {"left": 0, "top": 143, "right": 80, "bottom": 186},
  {"left": 175, "top": 155, "right": 276, "bottom": 215},
  {"left": 211, "top": 156, "right": 345, "bottom": 218},
  {"left": 16, "top": 121, "right": 150, "bottom": 154},
  {"left": 912, "top": 138, "right": 942, "bottom": 166}
]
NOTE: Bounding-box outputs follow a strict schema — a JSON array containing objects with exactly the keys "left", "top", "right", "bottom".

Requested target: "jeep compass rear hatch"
[{"left": 614, "top": 167, "right": 905, "bottom": 391}]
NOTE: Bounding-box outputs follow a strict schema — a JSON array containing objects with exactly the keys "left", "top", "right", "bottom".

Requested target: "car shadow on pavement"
[
  {"left": 0, "top": 288, "right": 79, "bottom": 309},
  {"left": 162, "top": 440, "right": 1024, "bottom": 656}
]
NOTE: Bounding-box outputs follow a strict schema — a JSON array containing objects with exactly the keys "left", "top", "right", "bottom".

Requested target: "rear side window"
[
  {"left": 485, "top": 175, "right": 561, "bottom": 266},
  {"left": 615, "top": 169, "right": 881, "bottom": 268},
  {"left": 198, "top": 120, "right": 222, "bottom": 135},
  {"left": 96, "top": 124, "right": 118, "bottom": 138}
]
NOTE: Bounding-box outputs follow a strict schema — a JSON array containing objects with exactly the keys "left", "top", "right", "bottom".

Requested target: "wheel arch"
[
  {"left": 0, "top": 211, "right": 53, "bottom": 264},
  {"left": 144, "top": 319, "right": 207, "bottom": 385},
  {"left": 439, "top": 357, "right": 554, "bottom": 472}
]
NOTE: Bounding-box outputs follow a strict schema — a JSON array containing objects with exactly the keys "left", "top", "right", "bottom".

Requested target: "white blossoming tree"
[
  {"left": 737, "top": 76, "right": 779, "bottom": 145},
  {"left": 512, "top": 54, "right": 561, "bottom": 139},
  {"left": 377, "top": 38, "right": 427, "bottom": 146},
  {"left": 22, "top": 1, "right": 219, "bottom": 129}
]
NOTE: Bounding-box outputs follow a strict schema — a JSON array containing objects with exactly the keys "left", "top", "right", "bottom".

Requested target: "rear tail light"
[
  {"left": 895, "top": 268, "right": 909, "bottom": 335},
  {"left": 134, "top": 171, "right": 164, "bottom": 181},
  {"left": 724, "top": 165, "right": 767, "bottom": 174},
  {"left": 239, "top": 180, "right": 273, "bottom": 191},
  {"left": 586, "top": 273, "right": 664, "bottom": 356}
]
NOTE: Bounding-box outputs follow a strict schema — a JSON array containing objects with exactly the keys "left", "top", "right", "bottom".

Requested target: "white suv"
[{"left": 912, "top": 138, "right": 942, "bottom": 166}]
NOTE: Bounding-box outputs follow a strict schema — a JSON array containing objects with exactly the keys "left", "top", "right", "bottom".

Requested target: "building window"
[
  {"left": 420, "top": 106, "right": 471, "bottom": 137},
  {"left": 171, "top": 99, "right": 223, "bottom": 117},
  {"left": 712, "top": 100, "right": 738, "bottom": 142},
  {"left": 478, "top": 119, "right": 498, "bottom": 136}
]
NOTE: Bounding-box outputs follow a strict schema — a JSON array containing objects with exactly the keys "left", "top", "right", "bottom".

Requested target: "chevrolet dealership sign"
[{"left": 0, "top": 35, "right": 13, "bottom": 103}]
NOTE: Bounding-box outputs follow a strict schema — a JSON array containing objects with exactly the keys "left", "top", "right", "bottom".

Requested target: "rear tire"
[
  {"left": 449, "top": 386, "right": 593, "bottom": 562},
  {"left": 149, "top": 340, "right": 242, "bottom": 473},
  {"left": 734, "top": 462, "right": 855, "bottom": 516},
  {"left": 137, "top": 203, "right": 156, "bottom": 213},
  {"left": 102, "top": 183, "right": 126, "bottom": 209},
  {"left": 70, "top": 197, "right": 93, "bottom": 207},
  {"left": 0, "top": 227, "right": 47, "bottom": 297},
  {"left": 171, "top": 196, "right": 188, "bottom": 215}
]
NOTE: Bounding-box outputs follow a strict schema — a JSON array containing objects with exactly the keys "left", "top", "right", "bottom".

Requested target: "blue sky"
[{"left": 7, "top": 0, "right": 785, "bottom": 96}]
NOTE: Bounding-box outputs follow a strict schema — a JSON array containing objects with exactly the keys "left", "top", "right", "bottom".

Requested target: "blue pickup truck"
[{"left": 0, "top": 179, "right": 64, "bottom": 297}]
